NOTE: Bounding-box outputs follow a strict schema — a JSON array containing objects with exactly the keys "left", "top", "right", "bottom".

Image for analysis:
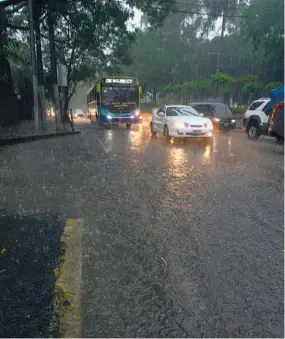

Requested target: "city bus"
[{"left": 87, "top": 77, "right": 142, "bottom": 128}]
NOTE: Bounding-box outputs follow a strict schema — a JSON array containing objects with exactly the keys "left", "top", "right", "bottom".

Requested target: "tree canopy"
[
  {"left": 123, "top": 0, "right": 284, "bottom": 103},
  {"left": 0, "top": 0, "right": 284, "bottom": 125}
]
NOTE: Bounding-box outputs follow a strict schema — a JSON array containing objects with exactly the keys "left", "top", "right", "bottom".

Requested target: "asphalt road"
[{"left": 0, "top": 118, "right": 283, "bottom": 338}]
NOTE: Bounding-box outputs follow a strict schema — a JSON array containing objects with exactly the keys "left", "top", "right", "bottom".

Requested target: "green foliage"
[
  {"left": 161, "top": 71, "right": 282, "bottom": 104},
  {"left": 232, "top": 107, "right": 246, "bottom": 114},
  {"left": 265, "top": 82, "right": 283, "bottom": 92},
  {"left": 241, "top": 0, "right": 284, "bottom": 82},
  {"left": 242, "top": 81, "right": 262, "bottom": 97},
  {"left": 210, "top": 71, "right": 231, "bottom": 86}
]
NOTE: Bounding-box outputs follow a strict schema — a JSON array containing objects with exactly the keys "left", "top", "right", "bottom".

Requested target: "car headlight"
[
  {"left": 130, "top": 115, "right": 134, "bottom": 119},
  {"left": 173, "top": 122, "right": 184, "bottom": 128},
  {"left": 213, "top": 117, "right": 220, "bottom": 122},
  {"left": 231, "top": 119, "right": 236, "bottom": 123},
  {"left": 107, "top": 115, "right": 112, "bottom": 120},
  {"left": 204, "top": 122, "right": 213, "bottom": 129}
]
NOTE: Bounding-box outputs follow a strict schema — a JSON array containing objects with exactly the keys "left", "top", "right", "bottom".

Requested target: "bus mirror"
[
  {"left": 139, "top": 86, "right": 142, "bottom": 95},
  {"left": 96, "top": 83, "right": 101, "bottom": 93}
]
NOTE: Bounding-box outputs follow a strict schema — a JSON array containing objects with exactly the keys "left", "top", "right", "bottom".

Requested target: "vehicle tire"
[
  {"left": 247, "top": 121, "right": 260, "bottom": 140},
  {"left": 276, "top": 134, "right": 284, "bottom": 143},
  {"left": 164, "top": 125, "right": 170, "bottom": 143},
  {"left": 150, "top": 122, "right": 157, "bottom": 137},
  {"left": 126, "top": 123, "right": 132, "bottom": 129}
]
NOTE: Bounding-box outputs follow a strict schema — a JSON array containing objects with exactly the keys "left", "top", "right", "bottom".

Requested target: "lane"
[{"left": 79, "top": 121, "right": 284, "bottom": 337}]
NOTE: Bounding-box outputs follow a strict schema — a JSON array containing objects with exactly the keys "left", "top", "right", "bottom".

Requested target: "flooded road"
[{"left": 0, "top": 118, "right": 283, "bottom": 337}]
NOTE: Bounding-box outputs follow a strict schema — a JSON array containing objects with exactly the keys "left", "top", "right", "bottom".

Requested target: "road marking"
[
  {"left": 53, "top": 218, "right": 84, "bottom": 338},
  {"left": 97, "top": 137, "right": 109, "bottom": 153}
]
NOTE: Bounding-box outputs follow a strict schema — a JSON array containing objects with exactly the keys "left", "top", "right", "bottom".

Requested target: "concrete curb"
[{"left": 0, "top": 130, "right": 80, "bottom": 146}]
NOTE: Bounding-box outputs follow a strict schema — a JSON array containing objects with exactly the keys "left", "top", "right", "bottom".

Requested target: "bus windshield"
[{"left": 102, "top": 86, "right": 138, "bottom": 111}]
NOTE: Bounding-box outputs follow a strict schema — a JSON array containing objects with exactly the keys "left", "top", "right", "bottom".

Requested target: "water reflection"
[
  {"left": 167, "top": 146, "right": 188, "bottom": 178},
  {"left": 106, "top": 130, "right": 113, "bottom": 143},
  {"left": 201, "top": 144, "right": 211, "bottom": 165},
  {"left": 128, "top": 125, "right": 151, "bottom": 153},
  {"left": 212, "top": 136, "right": 218, "bottom": 153},
  {"left": 228, "top": 136, "right": 235, "bottom": 156}
]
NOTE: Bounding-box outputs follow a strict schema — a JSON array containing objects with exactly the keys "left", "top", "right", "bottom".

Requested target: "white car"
[
  {"left": 242, "top": 98, "right": 271, "bottom": 139},
  {"left": 150, "top": 105, "right": 213, "bottom": 141}
]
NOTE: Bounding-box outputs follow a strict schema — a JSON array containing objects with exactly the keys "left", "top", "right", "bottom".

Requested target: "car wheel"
[
  {"left": 247, "top": 122, "right": 260, "bottom": 140},
  {"left": 150, "top": 122, "right": 157, "bottom": 137},
  {"left": 276, "top": 134, "right": 284, "bottom": 143},
  {"left": 164, "top": 125, "right": 170, "bottom": 142},
  {"left": 126, "top": 123, "right": 132, "bottom": 129}
]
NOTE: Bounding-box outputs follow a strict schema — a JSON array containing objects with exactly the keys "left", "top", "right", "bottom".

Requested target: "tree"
[
  {"left": 241, "top": 0, "right": 284, "bottom": 82},
  {"left": 2, "top": 0, "right": 175, "bottom": 127},
  {"left": 202, "top": 0, "right": 247, "bottom": 38}
]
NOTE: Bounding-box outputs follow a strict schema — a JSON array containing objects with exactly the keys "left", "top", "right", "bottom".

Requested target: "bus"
[{"left": 87, "top": 76, "right": 142, "bottom": 129}]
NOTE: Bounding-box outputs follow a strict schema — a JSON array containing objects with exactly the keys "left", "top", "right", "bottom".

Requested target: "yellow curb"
[{"left": 53, "top": 218, "right": 83, "bottom": 338}]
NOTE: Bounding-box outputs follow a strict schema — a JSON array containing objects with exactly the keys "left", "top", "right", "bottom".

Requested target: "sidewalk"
[
  {"left": 0, "top": 119, "right": 56, "bottom": 139},
  {"left": 0, "top": 119, "right": 79, "bottom": 145}
]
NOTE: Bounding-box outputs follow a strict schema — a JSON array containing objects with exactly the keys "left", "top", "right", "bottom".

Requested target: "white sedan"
[{"left": 150, "top": 105, "right": 213, "bottom": 140}]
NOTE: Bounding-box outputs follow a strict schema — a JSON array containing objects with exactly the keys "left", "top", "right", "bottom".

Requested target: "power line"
[
  {"left": 115, "top": 0, "right": 281, "bottom": 16},
  {"left": 150, "top": 0, "right": 279, "bottom": 15},
  {"left": 136, "top": 5, "right": 252, "bottom": 18}
]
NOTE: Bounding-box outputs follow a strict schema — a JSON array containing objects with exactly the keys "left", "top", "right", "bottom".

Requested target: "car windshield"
[
  {"left": 166, "top": 106, "right": 199, "bottom": 117},
  {"left": 214, "top": 104, "right": 233, "bottom": 118}
]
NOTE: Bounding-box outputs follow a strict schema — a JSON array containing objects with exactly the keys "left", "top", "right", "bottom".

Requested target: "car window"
[
  {"left": 166, "top": 107, "right": 179, "bottom": 116},
  {"left": 248, "top": 101, "right": 265, "bottom": 110},
  {"left": 192, "top": 104, "right": 213, "bottom": 116}
]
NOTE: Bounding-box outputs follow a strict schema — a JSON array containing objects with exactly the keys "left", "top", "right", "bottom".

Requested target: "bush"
[{"left": 232, "top": 107, "right": 246, "bottom": 114}]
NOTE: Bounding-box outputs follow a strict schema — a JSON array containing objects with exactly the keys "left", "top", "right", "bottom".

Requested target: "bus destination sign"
[{"left": 104, "top": 78, "right": 135, "bottom": 84}]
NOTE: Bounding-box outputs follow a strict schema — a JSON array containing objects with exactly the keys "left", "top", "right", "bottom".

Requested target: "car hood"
[{"left": 166, "top": 116, "right": 211, "bottom": 125}]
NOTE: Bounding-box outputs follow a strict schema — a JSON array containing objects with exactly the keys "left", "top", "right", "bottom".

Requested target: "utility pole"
[{"left": 27, "top": 0, "right": 40, "bottom": 131}]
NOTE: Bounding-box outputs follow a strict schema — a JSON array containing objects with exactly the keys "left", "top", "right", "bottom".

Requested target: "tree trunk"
[
  {"left": 34, "top": 0, "right": 46, "bottom": 128},
  {"left": 153, "top": 88, "right": 157, "bottom": 103},
  {"left": 47, "top": 0, "right": 62, "bottom": 131},
  {"left": 221, "top": 9, "right": 226, "bottom": 39}
]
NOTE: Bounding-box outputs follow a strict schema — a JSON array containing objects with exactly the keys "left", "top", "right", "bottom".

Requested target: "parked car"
[
  {"left": 150, "top": 105, "right": 213, "bottom": 142},
  {"left": 189, "top": 102, "right": 236, "bottom": 131},
  {"left": 242, "top": 84, "right": 284, "bottom": 140},
  {"left": 268, "top": 102, "right": 284, "bottom": 142},
  {"left": 242, "top": 98, "right": 271, "bottom": 139}
]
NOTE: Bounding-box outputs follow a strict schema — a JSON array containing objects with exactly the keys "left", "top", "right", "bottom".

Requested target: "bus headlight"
[
  {"left": 135, "top": 110, "right": 140, "bottom": 116},
  {"left": 107, "top": 115, "right": 112, "bottom": 120}
]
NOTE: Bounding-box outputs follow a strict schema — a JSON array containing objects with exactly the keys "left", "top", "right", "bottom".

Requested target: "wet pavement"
[{"left": 0, "top": 117, "right": 283, "bottom": 337}]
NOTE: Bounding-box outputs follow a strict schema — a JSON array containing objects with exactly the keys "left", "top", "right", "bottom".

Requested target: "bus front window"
[{"left": 102, "top": 87, "right": 138, "bottom": 107}]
